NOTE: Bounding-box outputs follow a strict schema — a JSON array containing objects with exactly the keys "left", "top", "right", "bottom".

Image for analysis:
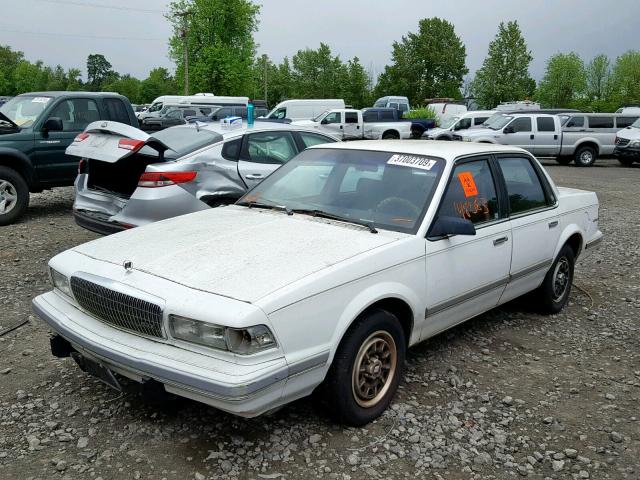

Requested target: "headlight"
[
  {"left": 50, "top": 268, "right": 72, "bottom": 297},
  {"left": 629, "top": 139, "right": 640, "bottom": 147},
  {"left": 169, "top": 315, "right": 276, "bottom": 354}
]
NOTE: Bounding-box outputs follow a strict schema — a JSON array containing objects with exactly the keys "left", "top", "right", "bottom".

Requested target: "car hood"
[
  {"left": 425, "top": 127, "right": 449, "bottom": 137},
  {"left": 617, "top": 127, "right": 640, "bottom": 140},
  {"left": 462, "top": 127, "right": 496, "bottom": 138},
  {"left": 73, "top": 206, "right": 405, "bottom": 303}
]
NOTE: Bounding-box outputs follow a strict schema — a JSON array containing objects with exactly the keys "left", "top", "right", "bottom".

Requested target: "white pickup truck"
[{"left": 294, "top": 108, "right": 412, "bottom": 140}]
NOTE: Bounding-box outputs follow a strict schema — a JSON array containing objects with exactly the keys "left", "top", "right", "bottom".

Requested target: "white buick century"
[{"left": 33, "top": 141, "right": 602, "bottom": 425}]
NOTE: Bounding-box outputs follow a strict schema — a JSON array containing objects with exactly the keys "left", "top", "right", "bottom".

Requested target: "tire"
[
  {"left": 436, "top": 136, "right": 451, "bottom": 141},
  {"left": 410, "top": 128, "right": 423, "bottom": 139},
  {"left": 0, "top": 166, "right": 29, "bottom": 226},
  {"left": 382, "top": 131, "right": 400, "bottom": 140},
  {"left": 534, "top": 244, "right": 575, "bottom": 314},
  {"left": 617, "top": 156, "right": 636, "bottom": 167},
  {"left": 573, "top": 145, "right": 597, "bottom": 167},
  {"left": 555, "top": 157, "right": 572, "bottom": 165},
  {"left": 322, "top": 309, "right": 406, "bottom": 426}
]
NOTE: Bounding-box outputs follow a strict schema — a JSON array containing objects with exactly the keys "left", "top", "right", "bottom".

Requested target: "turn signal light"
[
  {"left": 137, "top": 171, "right": 197, "bottom": 188},
  {"left": 118, "top": 138, "right": 145, "bottom": 151}
]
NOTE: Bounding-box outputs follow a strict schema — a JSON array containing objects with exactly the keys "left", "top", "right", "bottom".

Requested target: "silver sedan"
[{"left": 67, "top": 121, "right": 339, "bottom": 234}]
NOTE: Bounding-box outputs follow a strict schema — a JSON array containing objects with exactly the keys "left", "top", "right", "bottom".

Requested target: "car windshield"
[
  {"left": 632, "top": 118, "right": 640, "bottom": 128},
  {"left": 0, "top": 95, "right": 52, "bottom": 127},
  {"left": 441, "top": 117, "right": 460, "bottom": 129},
  {"left": 486, "top": 115, "right": 513, "bottom": 130},
  {"left": 138, "top": 126, "right": 222, "bottom": 159},
  {"left": 237, "top": 148, "right": 445, "bottom": 234},
  {"left": 312, "top": 110, "right": 329, "bottom": 122}
]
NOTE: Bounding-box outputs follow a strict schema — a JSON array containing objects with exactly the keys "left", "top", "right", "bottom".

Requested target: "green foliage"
[
  {"left": 403, "top": 106, "right": 437, "bottom": 121},
  {"left": 168, "top": 0, "right": 260, "bottom": 96},
  {"left": 102, "top": 75, "right": 142, "bottom": 104},
  {"left": 139, "top": 67, "right": 178, "bottom": 104},
  {"left": 375, "top": 18, "right": 468, "bottom": 105},
  {"left": 609, "top": 50, "right": 640, "bottom": 107},
  {"left": 471, "top": 21, "right": 535, "bottom": 109},
  {"left": 86, "top": 54, "right": 115, "bottom": 91},
  {"left": 536, "top": 52, "right": 586, "bottom": 108}
]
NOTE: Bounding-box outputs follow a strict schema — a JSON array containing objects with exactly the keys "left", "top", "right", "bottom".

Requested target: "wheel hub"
[
  {"left": 552, "top": 257, "right": 570, "bottom": 301},
  {"left": 352, "top": 331, "right": 397, "bottom": 408},
  {"left": 0, "top": 180, "right": 17, "bottom": 214}
]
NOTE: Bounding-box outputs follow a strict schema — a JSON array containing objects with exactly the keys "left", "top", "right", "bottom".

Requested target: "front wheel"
[
  {"left": 574, "top": 146, "right": 597, "bottom": 167},
  {"left": 322, "top": 309, "right": 406, "bottom": 426},
  {"left": 0, "top": 167, "right": 29, "bottom": 226},
  {"left": 534, "top": 244, "right": 575, "bottom": 314},
  {"left": 381, "top": 131, "right": 400, "bottom": 140}
]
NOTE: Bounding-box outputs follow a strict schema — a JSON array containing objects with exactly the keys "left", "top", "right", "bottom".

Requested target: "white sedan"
[{"left": 33, "top": 141, "right": 602, "bottom": 425}]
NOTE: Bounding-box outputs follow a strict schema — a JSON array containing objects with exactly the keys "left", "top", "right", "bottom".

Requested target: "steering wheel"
[{"left": 375, "top": 197, "right": 420, "bottom": 218}]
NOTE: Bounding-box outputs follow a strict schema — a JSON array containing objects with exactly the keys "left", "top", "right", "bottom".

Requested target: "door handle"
[
  {"left": 493, "top": 236, "right": 509, "bottom": 246},
  {"left": 548, "top": 220, "right": 559, "bottom": 229},
  {"left": 554, "top": 135, "right": 558, "bottom": 140},
  {"left": 340, "top": 125, "right": 343, "bottom": 129},
  {"left": 245, "top": 174, "right": 264, "bottom": 180},
  {"left": 530, "top": 134, "right": 535, "bottom": 140}
]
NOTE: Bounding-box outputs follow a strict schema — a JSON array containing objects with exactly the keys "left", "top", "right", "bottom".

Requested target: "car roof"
[
  {"left": 199, "top": 120, "right": 341, "bottom": 140},
  {"left": 307, "top": 140, "right": 531, "bottom": 162},
  {"left": 17, "top": 91, "right": 126, "bottom": 99}
]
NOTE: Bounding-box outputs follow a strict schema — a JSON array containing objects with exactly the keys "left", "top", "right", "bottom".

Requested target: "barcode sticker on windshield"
[
  {"left": 387, "top": 154, "right": 437, "bottom": 171},
  {"left": 32, "top": 97, "right": 51, "bottom": 103}
]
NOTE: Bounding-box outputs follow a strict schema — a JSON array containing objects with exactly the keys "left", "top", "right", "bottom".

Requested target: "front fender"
[
  {"left": 470, "top": 137, "right": 498, "bottom": 144},
  {"left": 0, "top": 147, "right": 36, "bottom": 186}
]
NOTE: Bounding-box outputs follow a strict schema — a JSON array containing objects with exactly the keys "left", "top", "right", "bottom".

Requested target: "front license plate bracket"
[{"left": 71, "top": 352, "right": 122, "bottom": 392}]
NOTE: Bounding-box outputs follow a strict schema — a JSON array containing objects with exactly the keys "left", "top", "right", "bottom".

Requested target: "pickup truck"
[
  {"left": 0, "top": 92, "right": 138, "bottom": 225},
  {"left": 294, "top": 108, "right": 412, "bottom": 140},
  {"left": 363, "top": 108, "right": 436, "bottom": 138},
  {"left": 458, "top": 112, "right": 636, "bottom": 167}
]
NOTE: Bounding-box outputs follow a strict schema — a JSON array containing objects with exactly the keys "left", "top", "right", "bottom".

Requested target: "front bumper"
[
  {"left": 614, "top": 145, "right": 640, "bottom": 158},
  {"left": 32, "top": 292, "right": 291, "bottom": 417}
]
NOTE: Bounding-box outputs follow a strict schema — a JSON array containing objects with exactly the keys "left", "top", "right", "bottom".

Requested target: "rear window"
[
  {"left": 141, "top": 126, "right": 222, "bottom": 159},
  {"left": 588, "top": 116, "right": 614, "bottom": 129},
  {"left": 104, "top": 98, "right": 130, "bottom": 124},
  {"left": 380, "top": 110, "right": 395, "bottom": 121},
  {"left": 363, "top": 111, "right": 378, "bottom": 123}
]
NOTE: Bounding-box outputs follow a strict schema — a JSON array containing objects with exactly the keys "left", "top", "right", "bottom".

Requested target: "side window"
[
  {"left": 380, "top": 110, "right": 395, "bottom": 121},
  {"left": 389, "top": 102, "right": 399, "bottom": 110},
  {"left": 104, "top": 98, "right": 130, "bottom": 124},
  {"left": 345, "top": 112, "right": 359, "bottom": 124},
  {"left": 200, "top": 107, "right": 211, "bottom": 115},
  {"left": 271, "top": 107, "right": 287, "bottom": 119},
  {"left": 399, "top": 103, "right": 409, "bottom": 113},
  {"left": 616, "top": 116, "right": 638, "bottom": 128},
  {"left": 167, "top": 110, "right": 183, "bottom": 119},
  {"left": 565, "top": 116, "right": 584, "bottom": 128},
  {"left": 536, "top": 117, "right": 556, "bottom": 132},
  {"left": 48, "top": 99, "right": 100, "bottom": 131},
  {"left": 221, "top": 137, "right": 241, "bottom": 161},
  {"left": 299, "top": 132, "right": 336, "bottom": 148},
  {"left": 473, "top": 117, "right": 489, "bottom": 126},
  {"left": 588, "top": 116, "right": 614, "bottom": 129},
  {"left": 497, "top": 157, "right": 549, "bottom": 215},
  {"left": 456, "top": 118, "right": 472, "bottom": 130},
  {"left": 182, "top": 109, "right": 196, "bottom": 117},
  {"left": 509, "top": 117, "right": 532, "bottom": 133},
  {"left": 363, "top": 111, "right": 378, "bottom": 123},
  {"left": 245, "top": 132, "right": 297, "bottom": 164},
  {"left": 324, "top": 112, "right": 341, "bottom": 124},
  {"left": 439, "top": 159, "right": 500, "bottom": 225}
]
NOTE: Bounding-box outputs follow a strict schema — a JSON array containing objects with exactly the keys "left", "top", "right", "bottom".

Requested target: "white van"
[
  {"left": 141, "top": 95, "right": 249, "bottom": 120},
  {"left": 427, "top": 102, "right": 467, "bottom": 124},
  {"left": 266, "top": 99, "right": 345, "bottom": 121},
  {"left": 373, "top": 96, "right": 411, "bottom": 113},
  {"left": 615, "top": 106, "right": 640, "bottom": 115}
]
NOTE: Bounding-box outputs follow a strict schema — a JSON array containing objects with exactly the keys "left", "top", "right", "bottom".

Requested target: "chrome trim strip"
[
  {"left": 426, "top": 277, "right": 509, "bottom": 317},
  {"left": 585, "top": 236, "right": 603, "bottom": 249},
  {"left": 287, "top": 351, "right": 330, "bottom": 377},
  {"left": 509, "top": 259, "right": 553, "bottom": 282}
]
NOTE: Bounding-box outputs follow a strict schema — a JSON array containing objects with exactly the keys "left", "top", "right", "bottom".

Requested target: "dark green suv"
[{"left": 0, "top": 91, "right": 138, "bottom": 225}]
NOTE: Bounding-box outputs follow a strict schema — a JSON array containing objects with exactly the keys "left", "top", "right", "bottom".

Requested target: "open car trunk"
[{"left": 66, "top": 120, "right": 171, "bottom": 198}]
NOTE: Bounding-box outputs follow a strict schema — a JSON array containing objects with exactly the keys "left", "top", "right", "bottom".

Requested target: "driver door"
[
  {"left": 502, "top": 117, "right": 534, "bottom": 150},
  {"left": 238, "top": 131, "right": 299, "bottom": 189},
  {"left": 422, "top": 156, "right": 512, "bottom": 340},
  {"left": 320, "top": 111, "right": 344, "bottom": 139}
]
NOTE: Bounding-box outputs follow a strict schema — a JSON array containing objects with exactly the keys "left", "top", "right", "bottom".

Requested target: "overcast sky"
[{"left": 1, "top": 0, "right": 638, "bottom": 83}]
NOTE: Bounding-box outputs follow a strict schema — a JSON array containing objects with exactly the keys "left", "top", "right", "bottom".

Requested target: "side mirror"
[
  {"left": 43, "top": 117, "right": 63, "bottom": 132},
  {"left": 503, "top": 125, "right": 514, "bottom": 134},
  {"left": 428, "top": 215, "right": 476, "bottom": 238},
  {"left": 320, "top": 119, "right": 328, "bottom": 125}
]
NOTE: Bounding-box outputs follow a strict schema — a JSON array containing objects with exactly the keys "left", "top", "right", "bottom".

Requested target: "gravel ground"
[{"left": 0, "top": 159, "right": 638, "bottom": 480}]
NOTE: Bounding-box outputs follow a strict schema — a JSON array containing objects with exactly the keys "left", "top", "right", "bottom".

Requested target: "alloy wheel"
[
  {"left": 351, "top": 330, "right": 397, "bottom": 408},
  {"left": 0, "top": 180, "right": 18, "bottom": 214},
  {"left": 552, "top": 257, "right": 570, "bottom": 302}
]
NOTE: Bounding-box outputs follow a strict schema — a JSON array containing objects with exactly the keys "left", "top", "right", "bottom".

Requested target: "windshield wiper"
[
  {"left": 293, "top": 208, "right": 377, "bottom": 234},
  {"left": 237, "top": 200, "right": 293, "bottom": 215}
]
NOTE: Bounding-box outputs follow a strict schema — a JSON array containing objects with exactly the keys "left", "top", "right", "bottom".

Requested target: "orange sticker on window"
[{"left": 457, "top": 171, "right": 478, "bottom": 197}]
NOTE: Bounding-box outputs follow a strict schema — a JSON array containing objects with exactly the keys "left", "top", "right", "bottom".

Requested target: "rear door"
[
  {"left": 342, "top": 111, "right": 361, "bottom": 139},
  {"left": 237, "top": 131, "right": 299, "bottom": 188},
  {"left": 534, "top": 116, "right": 560, "bottom": 156},
  {"left": 35, "top": 98, "right": 101, "bottom": 184}
]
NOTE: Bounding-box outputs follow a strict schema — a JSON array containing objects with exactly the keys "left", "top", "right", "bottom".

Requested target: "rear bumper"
[
  {"left": 74, "top": 210, "right": 128, "bottom": 235},
  {"left": 32, "top": 292, "right": 295, "bottom": 417}
]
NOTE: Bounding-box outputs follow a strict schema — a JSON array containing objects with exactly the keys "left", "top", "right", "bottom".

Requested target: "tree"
[
  {"left": 291, "top": 43, "right": 346, "bottom": 99},
  {"left": 342, "top": 57, "right": 372, "bottom": 108},
  {"left": 471, "top": 21, "right": 535, "bottom": 108},
  {"left": 584, "top": 54, "right": 613, "bottom": 111},
  {"left": 536, "top": 52, "right": 586, "bottom": 108},
  {"left": 66, "top": 68, "right": 83, "bottom": 91},
  {"left": 375, "top": 18, "right": 468, "bottom": 105},
  {"left": 609, "top": 50, "right": 640, "bottom": 107},
  {"left": 139, "top": 67, "right": 177, "bottom": 103},
  {"left": 102, "top": 74, "right": 142, "bottom": 104},
  {"left": 168, "top": 0, "right": 260, "bottom": 96},
  {"left": 86, "top": 54, "right": 115, "bottom": 90},
  {"left": 0, "top": 45, "right": 24, "bottom": 95},
  {"left": 12, "top": 60, "right": 46, "bottom": 94}
]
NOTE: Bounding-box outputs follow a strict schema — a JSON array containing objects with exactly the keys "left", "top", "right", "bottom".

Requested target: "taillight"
[
  {"left": 118, "top": 138, "right": 145, "bottom": 151},
  {"left": 74, "top": 132, "right": 90, "bottom": 142},
  {"left": 138, "top": 171, "right": 197, "bottom": 188},
  {"left": 78, "top": 159, "right": 87, "bottom": 174}
]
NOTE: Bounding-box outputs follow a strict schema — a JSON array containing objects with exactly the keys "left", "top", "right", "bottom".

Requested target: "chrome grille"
[{"left": 70, "top": 276, "right": 164, "bottom": 338}]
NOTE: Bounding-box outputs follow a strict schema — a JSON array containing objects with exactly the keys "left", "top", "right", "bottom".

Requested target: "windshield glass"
[
  {"left": 632, "top": 118, "right": 640, "bottom": 128},
  {"left": 0, "top": 95, "right": 52, "bottom": 127},
  {"left": 312, "top": 110, "right": 329, "bottom": 122},
  {"left": 138, "top": 126, "right": 222, "bottom": 159},
  {"left": 148, "top": 102, "right": 163, "bottom": 112},
  {"left": 237, "top": 148, "right": 445, "bottom": 234},
  {"left": 441, "top": 117, "right": 460, "bottom": 129},
  {"left": 486, "top": 115, "right": 513, "bottom": 130}
]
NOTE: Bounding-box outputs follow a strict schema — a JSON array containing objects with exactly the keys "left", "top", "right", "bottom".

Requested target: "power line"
[
  {"left": 30, "top": 0, "right": 166, "bottom": 14},
  {"left": 0, "top": 25, "right": 166, "bottom": 41}
]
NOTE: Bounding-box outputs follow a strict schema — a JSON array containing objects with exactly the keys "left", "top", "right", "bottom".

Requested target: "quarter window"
[
  {"left": 497, "top": 157, "right": 549, "bottom": 215},
  {"left": 439, "top": 159, "right": 500, "bottom": 225},
  {"left": 509, "top": 117, "right": 532, "bottom": 132},
  {"left": 536, "top": 117, "right": 555, "bottom": 132},
  {"left": 363, "top": 111, "right": 378, "bottom": 123},
  {"left": 588, "top": 116, "right": 614, "bottom": 128},
  {"left": 244, "top": 132, "right": 297, "bottom": 164},
  {"left": 299, "top": 132, "right": 335, "bottom": 148}
]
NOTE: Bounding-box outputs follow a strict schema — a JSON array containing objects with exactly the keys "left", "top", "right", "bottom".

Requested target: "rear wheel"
[
  {"left": 555, "top": 157, "right": 572, "bottom": 165},
  {"left": 0, "top": 167, "right": 29, "bottom": 226},
  {"left": 534, "top": 244, "right": 575, "bottom": 314},
  {"left": 574, "top": 146, "right": 597, "bottom": 167},
  {"left": 382, "top": 131, "right": 400, "bottom": 140},
  {"left": 322, "top": 309, "right": 405, "bottom": 426},
  {"left": 617, "top": 156, "right": 636, "bottom": 167}
]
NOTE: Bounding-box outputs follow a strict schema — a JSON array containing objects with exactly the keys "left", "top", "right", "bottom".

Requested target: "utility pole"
[
  {"left": 175, "top": 10, "right": 192, "bottom": 95},
  {"left": 263, "top": 55, "right": 268, "bottom": 105}
]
